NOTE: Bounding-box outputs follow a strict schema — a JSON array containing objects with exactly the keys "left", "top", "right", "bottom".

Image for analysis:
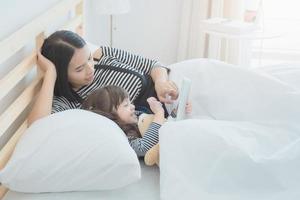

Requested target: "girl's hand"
[
  {"left": 37, "top": 51, "right": 57, "bottom": 77},
  {"left": 185, "top": 101, "right": 192, "bottom": 114},
  {"left": 155, "top": 80, "right": 179, "bottom": 104},
  {"left": 147, "top": 97, "right": 164, "bottom": 116},
  {"left": 147, "top": 97, "right": 165, "bottom": 124}
]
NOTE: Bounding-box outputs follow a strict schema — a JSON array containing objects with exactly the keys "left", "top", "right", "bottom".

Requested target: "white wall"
[
  {"left": 85, "top": 0, "right": 183, "bottom": 65},
  {"left": 0, "top": 0, "right": 61, "bottom": 148},
  {"left": 0, "top": 0, "right": 60, "bottom": 78},
  {"left": 0, "top": 0, "right": 183, "bottom": 147},
  {"left": 0, "top": 0, "right": 61, "bottom": 41},
  {"left": 1, "top": 0, "right": 183, "bottom": 75}
]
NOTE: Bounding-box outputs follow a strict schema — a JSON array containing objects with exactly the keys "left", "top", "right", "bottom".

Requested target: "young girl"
[{"left": 82, "top": 85, "right": 166, "bottom": 157}]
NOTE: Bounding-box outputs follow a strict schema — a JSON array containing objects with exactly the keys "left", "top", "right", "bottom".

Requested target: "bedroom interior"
[{"left": 0, "top": 0, "right": 300, "bottom": 200}]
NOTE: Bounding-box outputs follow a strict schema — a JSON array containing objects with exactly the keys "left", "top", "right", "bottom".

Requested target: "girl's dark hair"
[
  {"left": 82, "top": 85, "right": 142, "bottom": 138},
  {"left": 41, "top": 30, "right": 86, "bottom": 103}
]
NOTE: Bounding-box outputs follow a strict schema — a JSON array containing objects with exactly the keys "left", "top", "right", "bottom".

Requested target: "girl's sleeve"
[
  {"left": 128, "top": 122, "right": 161, "bottom": 157},
  {"left": 101, "top": 46, "right": 164, "bottom": 75}
]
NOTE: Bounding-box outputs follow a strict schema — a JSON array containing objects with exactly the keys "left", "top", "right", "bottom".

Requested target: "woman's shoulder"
[
  {"left": 53, "top": 95, "right": 80, "bottom": 107},
  {"left": 93, "top": 47, "right": 103, "bottom": 60},
  {"left": 93, "top": 46, "right": 118, "bottom": 61},
  {"left": 52, "top": 95, "right": 81, "bottom": 113}
]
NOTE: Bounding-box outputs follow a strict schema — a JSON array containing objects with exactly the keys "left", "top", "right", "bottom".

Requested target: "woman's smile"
[{"left": 86, "top": 74, "right": 94, "bottom": 82}]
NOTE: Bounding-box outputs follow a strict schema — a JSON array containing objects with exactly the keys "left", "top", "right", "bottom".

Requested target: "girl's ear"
[{"left": 112, "top": 106, "right": 118, "bottom": 113}]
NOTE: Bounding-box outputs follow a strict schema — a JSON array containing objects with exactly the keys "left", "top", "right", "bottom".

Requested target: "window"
[{"left": 251, "top": 0, "right": 300, "bottom": 66}]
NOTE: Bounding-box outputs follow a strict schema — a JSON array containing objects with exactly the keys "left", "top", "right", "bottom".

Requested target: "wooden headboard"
[{"left": 0, "top": 0, "right": 84, "bottom": 197}]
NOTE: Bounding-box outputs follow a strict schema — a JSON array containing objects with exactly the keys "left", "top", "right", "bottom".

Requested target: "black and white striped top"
[
  {"left": 129, "top": 122, "right": 161, "bottom": 157},
  {"left": 127, "top": 111, "right": 161, "bottom": 157},
  {"left": 52, "top": 46, "right": 162, "bottom": 113}
]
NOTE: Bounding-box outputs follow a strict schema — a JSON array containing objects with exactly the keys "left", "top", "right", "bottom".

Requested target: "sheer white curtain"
[
  {"left": 176, "top": 0, "right": 211, "bottom": 61},
  {"left": 176, "top": 0, "right": 245, "bottom": 62},
  {"left": 222, "top": 0, "right": 244, "bottom": 65}
]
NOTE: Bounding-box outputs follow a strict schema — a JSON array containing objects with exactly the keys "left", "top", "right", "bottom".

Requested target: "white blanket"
[
  {"left": 160, "top": 59, "right": 300, "bottom": 200},
  {"left": 168, "top": 59, "right": 300, "bottom": 122}
]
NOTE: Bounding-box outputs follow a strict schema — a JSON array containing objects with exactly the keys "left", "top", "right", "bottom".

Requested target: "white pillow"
[{"left": 0, "top": 109, "right": 141, "bottom": 193}]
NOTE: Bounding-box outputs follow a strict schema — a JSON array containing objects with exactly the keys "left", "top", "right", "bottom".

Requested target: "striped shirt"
[
  {"left": 129, "top": 111, "right": 161, "bottom": 157},
  {"left": 52, "top": 46, "right": 162, "bottom": 113}
]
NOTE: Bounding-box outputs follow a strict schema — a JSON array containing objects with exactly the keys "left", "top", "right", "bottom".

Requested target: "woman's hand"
[
  {"left": 37, "top": 51, "right": 57, "bottom": 78},
  {"left": 154, "top": 80, "right": 179, "bottom": 104},
  {"left": 28, "top": 51, "right": 57, "bottom": 126}
]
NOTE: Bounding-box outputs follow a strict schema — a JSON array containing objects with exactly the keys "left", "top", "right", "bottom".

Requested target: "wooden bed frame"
[{"left": 0, "top": 0, "right": 84, "bottom": 198}]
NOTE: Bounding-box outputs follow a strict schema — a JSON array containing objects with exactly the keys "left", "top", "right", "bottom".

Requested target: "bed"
[
  {"left": 1, "top": 0, "right": 300, "bottom": 200},
  {"left": 2, "top": 161, "right": 160, "bottom": 200},
  {"left": 0, "top": 0, "right": 164, "bottom": 199},
  {"left": 0, "top": 0, "right": 75, "bottom": 195}
]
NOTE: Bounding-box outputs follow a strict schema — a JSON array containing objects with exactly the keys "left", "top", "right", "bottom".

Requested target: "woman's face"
[
  {"left": 117, "top": 98, "right": 138, "bottom": 124},
  {"left": 68, "top": 45, "right": 95, "bottom": 90}
]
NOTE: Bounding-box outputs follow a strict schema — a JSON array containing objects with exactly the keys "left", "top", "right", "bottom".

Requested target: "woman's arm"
[
  {"left": 98, "top": 46, "right": 179, "bottom": 103},
  {"left": 27, "top": 52, "right": 57, "bottom": 126},
  {"left": 100, "top": 46, "right": 159, "bottom": 75},
  {"left": 150, "top": 67, "right": 178, "bottom": 103}
]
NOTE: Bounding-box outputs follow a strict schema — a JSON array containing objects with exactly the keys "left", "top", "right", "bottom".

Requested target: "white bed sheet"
[
  {"left": 160, "top": 59, "right": 300, "bottom": 200},
  {"left": 254, "top": 63, "right": 300, "bottom": 89},
  {"left": 3, "top": 160, "right": 159, "bottom": 200}
]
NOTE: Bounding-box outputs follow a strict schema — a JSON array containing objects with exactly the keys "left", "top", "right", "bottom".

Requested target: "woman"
[{"left": 28, "top": 30, "right": 178, "bottom": 126}]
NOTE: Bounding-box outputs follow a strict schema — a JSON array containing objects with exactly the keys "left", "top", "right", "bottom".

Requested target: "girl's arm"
[
  {"left": 185, "top": 101, "right": 192, "bottom": 114},
  {"left": 27, "top": 52, "right": 57, "bottom": 126},
  {"left": 147, "top": 97, "right": 165, "bottom": 124},
  {"left": 129, "top": 122, "right": 161, "bottom": 157},
  {"left": 129, "top": 97, "right": 166, "bottom": 156}
]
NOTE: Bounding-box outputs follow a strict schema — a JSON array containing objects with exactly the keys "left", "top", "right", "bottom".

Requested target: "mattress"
[{"left": 3, "top": 161, "right": 160, "bottom": 200}]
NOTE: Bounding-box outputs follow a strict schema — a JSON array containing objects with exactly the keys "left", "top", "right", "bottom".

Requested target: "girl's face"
[
  {"left": 68, "top": 45, "right": 95, "bottom": 90},
  {"left": 117, "top": 98, "right": 138, "bottom": 124}
]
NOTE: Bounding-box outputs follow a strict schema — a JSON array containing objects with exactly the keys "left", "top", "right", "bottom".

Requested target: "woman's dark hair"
[
  {"left": 82, "top": 85, "right": 142, "bottom": 139},
  {"left": 41, "top": 30, "right": 86, "bottom": 103}
]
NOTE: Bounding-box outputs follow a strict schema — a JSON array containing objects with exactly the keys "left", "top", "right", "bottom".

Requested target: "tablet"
[{"left": 166, "top": 77, "right": 191, "bottom": 121}]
